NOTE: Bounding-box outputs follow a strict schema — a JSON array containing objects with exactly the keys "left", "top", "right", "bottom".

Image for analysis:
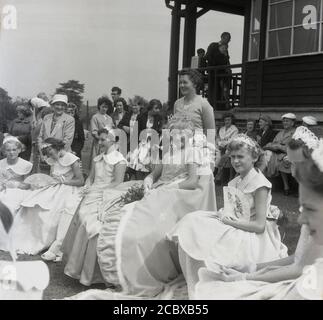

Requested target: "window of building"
[
  {"left": 267, "top": 0, "right": 322, "bottom": 58},
  {"left": 249, "top": 0, "right": 262, "bottom": 60}
]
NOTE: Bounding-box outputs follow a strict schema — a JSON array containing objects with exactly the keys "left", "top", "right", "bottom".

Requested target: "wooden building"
[{"left": 165, "top": 0, "right": 323, "bottom": 125}]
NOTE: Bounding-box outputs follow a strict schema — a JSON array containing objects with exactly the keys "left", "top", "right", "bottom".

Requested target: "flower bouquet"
[{"left": 120, "top": 183, "right": 145, "bottom": 205}]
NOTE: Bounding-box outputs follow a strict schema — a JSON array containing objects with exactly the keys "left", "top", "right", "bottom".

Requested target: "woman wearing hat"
[
  {"left": 263, "top": 113, "right": 297, "bottom": 195},
  {"left": 37, "top": 94, "right": 75, "bottom": 154},
  {"left": 302, "top": 116, "right": 318, "bottom": 128},
  {"left": 8, "top": 105, "right": 33, "bottom": 161},
  {"left": 257, "top": 115, "right": 276, "bottom": 148}
]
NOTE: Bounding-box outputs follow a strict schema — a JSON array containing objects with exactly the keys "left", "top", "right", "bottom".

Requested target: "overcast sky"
[{"left": 0, "top": 0, "right": 244, "bottom": 105}]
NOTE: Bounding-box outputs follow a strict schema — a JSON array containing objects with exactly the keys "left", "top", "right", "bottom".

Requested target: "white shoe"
[{"left": 41, "top": 251, "right": 56, "bottom": 261}]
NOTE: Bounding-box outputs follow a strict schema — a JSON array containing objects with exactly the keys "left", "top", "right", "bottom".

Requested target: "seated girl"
[
  {"left": 62, "top": 128, "right": 131, "bottom": 286},
  {"left": 169, "top": 134, "right": 288, "bottom": 298},
  {"left": 0, "top": 136, "right": 32, "bottom": 216},
  {"left": 196, "top": 128, "right": 323, "bottom": 300},
  {"left": 64, "top": 114, "right": 217, "bottom": 299},
  {"left": 9, "top": 138, "right": 84, "bottom": 260}
]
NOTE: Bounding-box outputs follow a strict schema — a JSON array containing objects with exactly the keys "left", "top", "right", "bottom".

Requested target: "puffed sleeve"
[
  {"left": 104, "top": 150, "right": 127, "bottom": 166},
  {"left": 243, "top": 171, "right": 272, "bottom": 194}
]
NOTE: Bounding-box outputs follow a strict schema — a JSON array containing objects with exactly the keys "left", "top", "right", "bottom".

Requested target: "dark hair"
[
  {"left": 178, "top": 69, "right": 203, "bottom": 92},
  {"left": 221, "top": 32, "right": 231, "bottom": 39},
  {"left": 197, "top": 48, "right": 205, "bottom": 55},
  {"left": 148, "top": 99, "right": 162, "bottom": 112},
  {"left": 259, "top": 115, "right": 272, "bottom": 127},
  {"left": 97, "top": 128, "right": 116, "bottom": 142},
  {"left": 97, "top": 96, "right": 113, "bottom": 110},
  {"left": 222, "top": 112, "right": 235, "bottom": 122},
  {"left": 97, "top": 128, "right": 110, "bottom": 136},
  {"left": 246, "top": 119, "right": 256, "bottom": 129},
  {"left": 111, "top": 87, "right": 122, "bottom": 95},
  {"left": 43, "top": 138, "right": 65, "bottom": 152},
  {"left": 16, "top": 105, "right": 32, "bottom": 118},
  {"left": 114, "top": 97, "right": 127, "bottom": 109}
]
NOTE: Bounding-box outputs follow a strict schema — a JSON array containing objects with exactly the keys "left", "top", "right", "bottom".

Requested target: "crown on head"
[
  {"left": 312, "top": 138, "right": 323, "bottom": 173},
  {"left": 231, "top": 134, "right": 257, "bottom": 148},
  {"left": 292, "top": 126, "right": 319, "bottom": 150}
]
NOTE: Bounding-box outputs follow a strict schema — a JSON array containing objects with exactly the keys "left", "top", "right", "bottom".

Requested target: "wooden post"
[
  {"left": 240, "top": 0, "right": 251, "bottom": 108},
  {"left": 256, "top": 0, "right": 269, "bottom": 107},
  {"left": 182, "top": 2, "right": 197, "bottom": 68},
  {"left": 168, "top": 0, "right": 182, "bottom": 110},
  {"left": 86, "top": 100, "right": 89, "bottom": 130}
]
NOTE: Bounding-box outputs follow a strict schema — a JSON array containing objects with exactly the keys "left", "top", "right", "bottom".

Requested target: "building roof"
[{"left": 166, "top": 0, "right": 247, "bottom": 16}]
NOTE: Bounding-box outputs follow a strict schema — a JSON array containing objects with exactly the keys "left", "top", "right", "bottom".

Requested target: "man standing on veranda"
[{"left": 205, "top": 32, "right": 231, "bottom": 109}]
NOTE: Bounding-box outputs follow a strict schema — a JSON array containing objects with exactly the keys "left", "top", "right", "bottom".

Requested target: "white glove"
[{"left": 143, "top": 176, "right": 153, "bottom": 193}]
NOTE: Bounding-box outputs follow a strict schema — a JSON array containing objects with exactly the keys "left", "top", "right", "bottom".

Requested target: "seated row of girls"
[
  {"left": 194, "top": 126, "right": 323, "bottom": 300},
  {"left": 169, "top": 133, "right": 288, "bottom": 298},
  {"left": 62, "top": 114, "right": 217, "bottom": 289},
  {"left": 66, "top": 132, "right": 287, "bottom": 300},
  {"left": 3, "top": 138, "right": 84, "bottom": 260}
]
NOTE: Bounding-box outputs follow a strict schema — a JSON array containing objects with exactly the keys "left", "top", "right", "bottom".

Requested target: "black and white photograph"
[{"left": 1, "top": 0, "right": 323, "bottom": 304}]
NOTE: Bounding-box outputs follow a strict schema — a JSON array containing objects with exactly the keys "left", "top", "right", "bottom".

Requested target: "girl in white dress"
[
  {"left": 62, "top": 128, "right": 129, "bottom": 286},
  {"left": 196, "top": 129, "right": 323, "bottom": 300},
  {"left": 10, "top": 138, "right": 84, "bottom": 260},
  {"left": 169, "top": 134, "right": 288, "bottom": 298},
  {"left": 0, "top": 136, "right": 32, "bottom": 217}
]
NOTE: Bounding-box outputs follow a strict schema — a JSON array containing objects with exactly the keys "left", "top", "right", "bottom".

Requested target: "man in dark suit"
[{"left": 205, "top": 32, "right": 231, "bottom": 109}]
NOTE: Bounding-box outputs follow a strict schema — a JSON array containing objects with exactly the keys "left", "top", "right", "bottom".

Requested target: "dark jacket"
[
  {"left": 259, "top": 128, "right": 277, "bottom": 148},
  {"left": 117, "top": 112, "right": 133, "bottom": 129},
  {"left": 137, "top": 112, "right": 163, "bottom": 137},
  {"left": 71, "top": 116, "right": 85, "bottom": 158},
  {"left": 205, "top": 42, "right": 230, "bottom": 67}
]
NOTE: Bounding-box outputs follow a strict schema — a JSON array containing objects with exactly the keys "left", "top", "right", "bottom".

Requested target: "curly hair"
[
  {"left": 16, "top": 105, "right": 32, "bottom": 118},
  {"left": 97, "top": 96, "right": 113, "bottom": 110},
  {"left": 114, "top": 97, "right": 127, "bottom": 109},
  {"left": 178, "top": 69, "right": 203, "bottom": 92},
  {"left": 148, "top": 99, "right": 162, "bottom": 112}
]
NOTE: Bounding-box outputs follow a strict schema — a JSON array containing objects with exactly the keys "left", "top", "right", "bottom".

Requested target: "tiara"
[
  {"left": 292, "top": 126, "right": 319, "bottom": 150},
  {"left": 40, "top": 142, "right": 52, "bottom": 149},
  {"left": 231, "top": 134, "right": 257, "bottom": 148},
  {"left": 311, "top": 139, "right": 323, "bottom": 173}
]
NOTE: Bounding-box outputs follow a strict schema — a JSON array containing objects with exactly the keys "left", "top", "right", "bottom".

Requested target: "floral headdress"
[
  {"left": 292, "top": 126, "right": 319, "bottom": 150},
  {"left": 231, "top": 134, "right": 257, "bottom": 148},
  {"left": 40, "top": 142, "right": 52, "bottom": 150},
  {"left": 312, "top": 139, "right": 323, "bottom": 173}
]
